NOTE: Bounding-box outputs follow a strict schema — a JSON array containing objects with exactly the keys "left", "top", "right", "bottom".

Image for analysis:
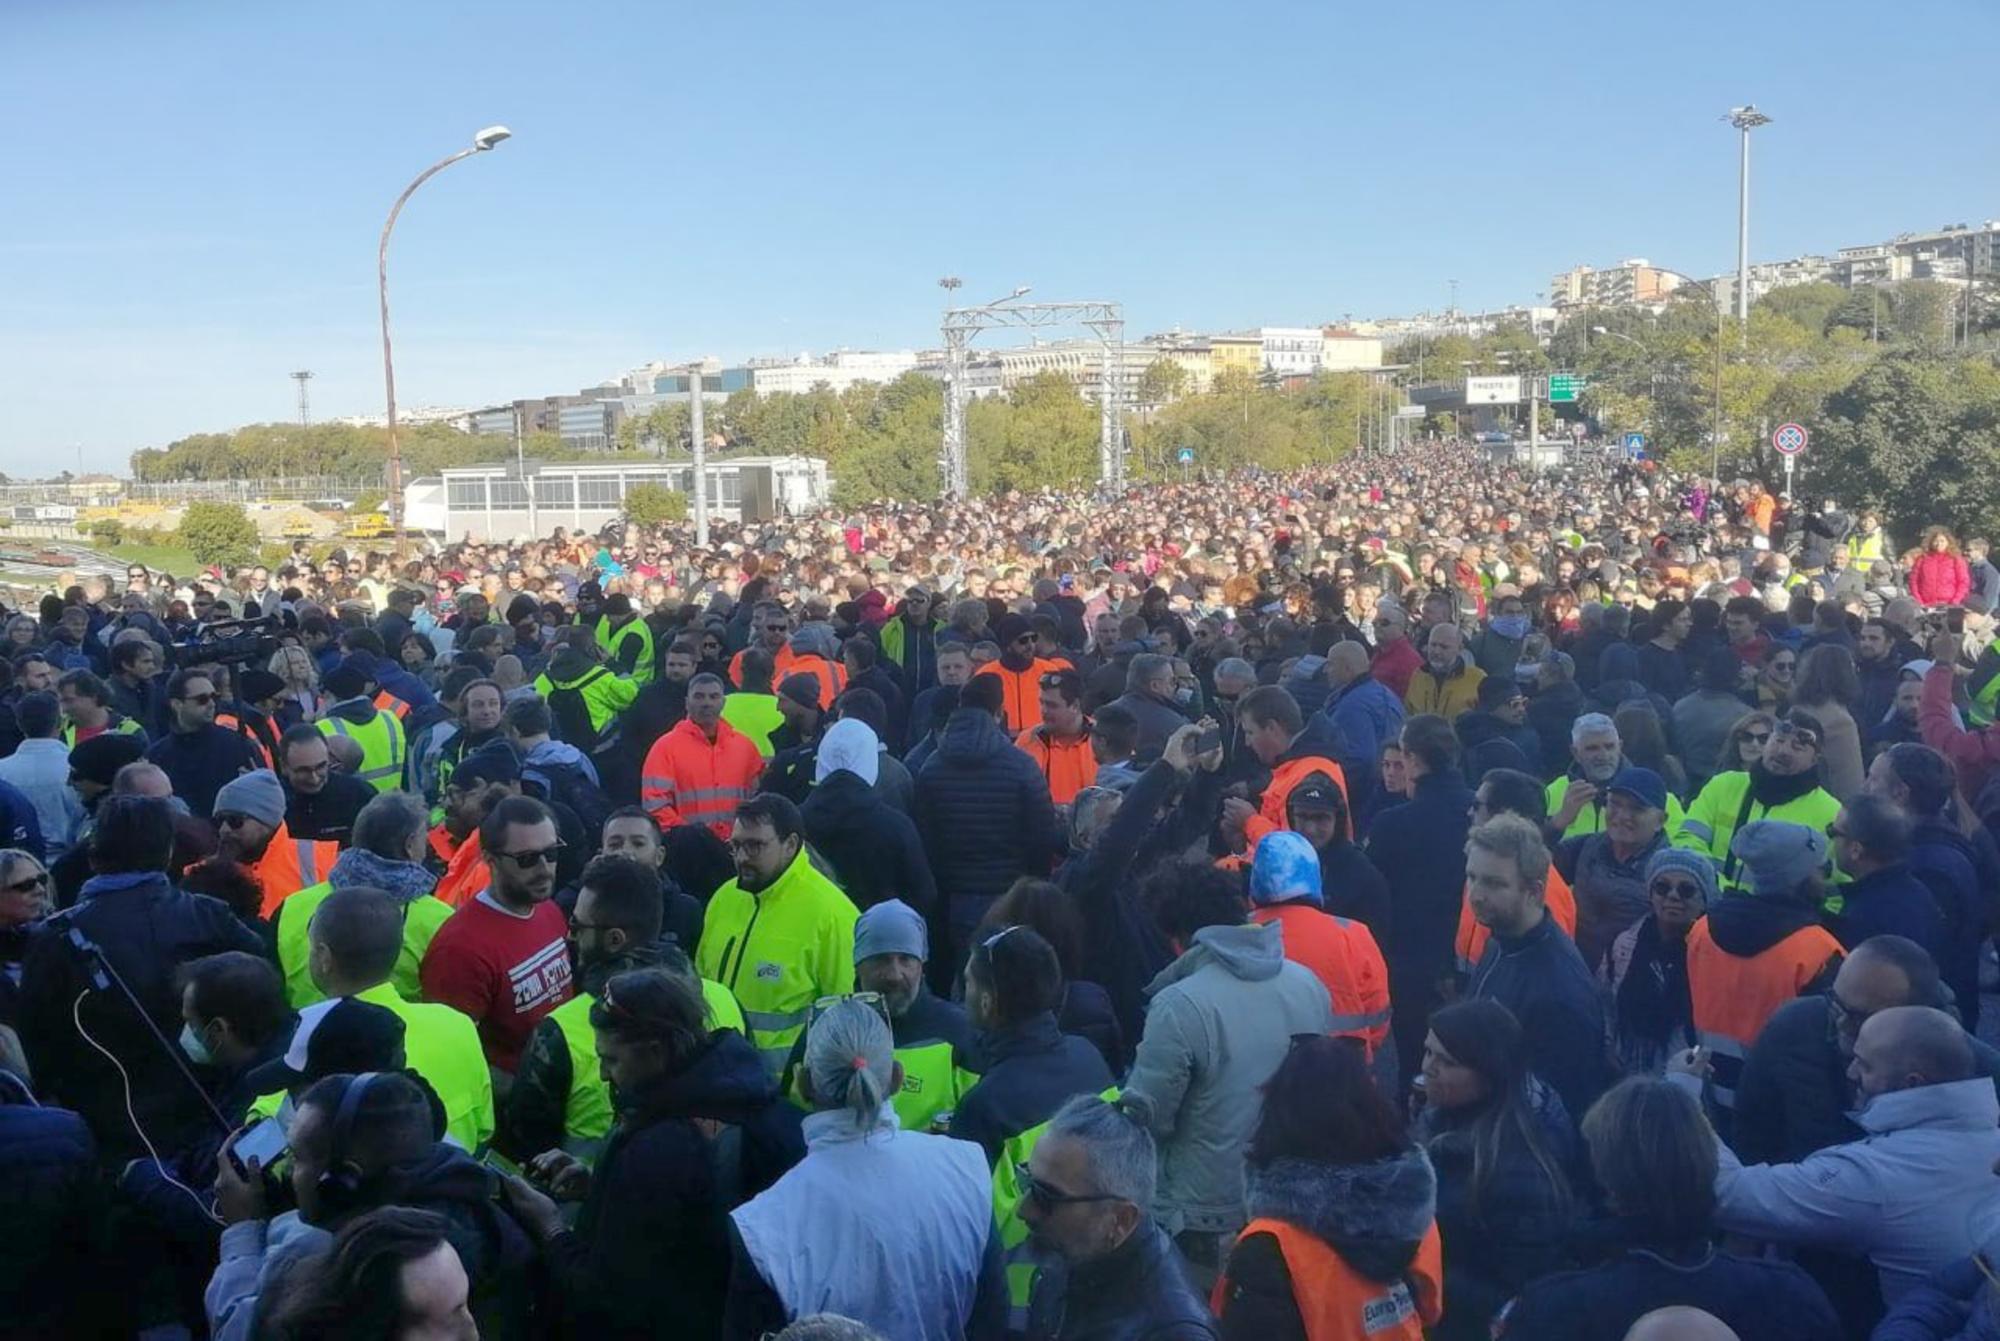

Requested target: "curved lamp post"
[{"left": 379, "top": 125, "right": 511, "bottom": 555}]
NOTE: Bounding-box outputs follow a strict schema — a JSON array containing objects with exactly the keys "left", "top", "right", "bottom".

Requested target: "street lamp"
[
  {"left": 378, "top": 125, "right": 512, "bottom": 554},
  {"left": 1648, "top": 268, "right": 1729, "bottom": 489},
  {"left": 1726, "top": 105, "right": 1772, "bottom": 326},
  {"left": 1589, "top": 326, "right": 1647, "bottom": 351}
]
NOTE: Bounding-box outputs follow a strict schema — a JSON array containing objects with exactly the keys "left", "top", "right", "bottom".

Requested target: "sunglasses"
[
  {"left": 3, "top": 872, "right": 47, "bottom": 894},
  {"left": 1014, "top": 1160, "right": 1125, "bottom": 1212},
  {"left": 179, "top": 692, "right": 216, "bottom": 706},
  {"left": 1739, "top": 729, "right": 1771, "bottom": 744},
  {"left": 1650, "top": 878, "right": 1705, "bottom": 901},
  {"left": 809, "top": 990, "right": 888, "bottom": 1029},
  {"left": 1772, "top": 720, "right": 1820, "bottom": 749},
  {"left": 494, "top": 843, "right": 566, "bottom": 870}
]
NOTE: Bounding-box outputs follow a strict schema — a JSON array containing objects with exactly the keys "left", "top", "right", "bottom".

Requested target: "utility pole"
[
  {"left": 1447, "top": 279, "right": 1460, "bottom": 316},
  {"left": 1727, "top": 106, "right": 1772, "bottom": 327},
  {"left": 514, "top": 404, "right": 537, "bottom": 541},
  {"left": 688, "top": 366, "right": 708, "bottom": 549}
]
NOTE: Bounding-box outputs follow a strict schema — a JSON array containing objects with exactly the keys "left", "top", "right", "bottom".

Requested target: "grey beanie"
[
  {"left": 854, "top": 898, "right": 928, "bottom": 965},
  {"left": 1730, "top": 820, "right": 1828, "bottom": 899},
  {"left": 213, "top": 768, "right": 286, "bottom": 829},
  {"left": 1643, "top": 847, "right": 1720, "bottom": 905}
]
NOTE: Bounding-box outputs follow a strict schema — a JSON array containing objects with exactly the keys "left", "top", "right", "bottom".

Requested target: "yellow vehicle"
[
  {"left": 344, "top": 512, "right": 394, "bottom": 541},
  {"left": 281, "top": 518, "right": 317, "bottom": 540}
]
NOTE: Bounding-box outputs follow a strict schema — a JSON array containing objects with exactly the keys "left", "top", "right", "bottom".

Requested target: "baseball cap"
[
  {"left": 1604, "top": 766, "right": 1667, "bottom": 812},
  {"left": 1286, "top": 774, "right": 1344, "bottom": 814},
  {"left": 244, "top": 996, "right": 406, "bottom": 1095}
]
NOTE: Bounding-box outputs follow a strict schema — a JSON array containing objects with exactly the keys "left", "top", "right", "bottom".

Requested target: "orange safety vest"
[
  {"left": 1214, "top": 1217, "right": 1443, "bottom": 1341},
  {"left": 1455, "top": 868, "right": 1579, "bottom": 973},
  {"left": 1685, "top": 912, "right": 1842, "bottom": 1110},
  {"left": 641, "top": 717, "right": 766, "bottom": 840},
  {"left": 1016, "top": 723, "right": 1098, "bottom": 807},
  {"left": 246, "top": 820, "right": 340, "bottom": 919},
  {"left": 729, "top": 642, "right": 799, "bottom": 690},
  {"left": 433, "top": 827, "right": 490, "bottom": 909},
  {"left": 972, "top": 658, "right": 1066, "bottom": 735},
  {"left": 1244, "top": 755, "right": 1351, "bottom": 847},
  {"left": 215, "top": 712, "right": 274, "bottom": 770},
  {"left": 784, "top": 653, "right": 848, "bottom": 710},
  {"left": 428, "top": 823, "right": 458, "bottom": 867},
  {"left": 372, "top": 689, "right": 414, "bottom": 722},
  {"left": 1250, "top": 901, "right": 1390, "bottom": 1056}
]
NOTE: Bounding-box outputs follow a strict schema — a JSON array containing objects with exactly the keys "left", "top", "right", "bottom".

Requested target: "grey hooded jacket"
[{"left": 1123, "top": 922, "right": 1333, "bottom": 1235}]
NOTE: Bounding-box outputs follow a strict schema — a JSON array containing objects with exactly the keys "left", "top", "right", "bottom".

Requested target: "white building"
[
  {"left": 1258, "top": 327, "right": 1323, "bottom": 376},
  {"left": 749, "top": 350, "right": 922, "bottom": 396},
  {"left": 1318, "top": 328, "right": 1384, "bottom": 371}
]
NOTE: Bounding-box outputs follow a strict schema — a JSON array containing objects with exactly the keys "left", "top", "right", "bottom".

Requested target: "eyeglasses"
[
  {"left": 2, "top": 872, "right": 47, "bottom": 894},
  {"left": 1014, "top": 1161, "right": 1124, "bottom": 1212},
  {"left": 494, "top": 843, "right": 566, "bottom": 870},
  {"left": 1828, "top": 990, "right": 1875, "bottom": 1036},
  {"left": 1650, "top": 878, "right": 1706, "bottom": 901}
]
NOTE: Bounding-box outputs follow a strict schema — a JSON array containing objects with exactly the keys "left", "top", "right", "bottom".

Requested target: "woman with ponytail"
[{"left": 724, "top": 997, "right": 1008, "bottom": 1341}]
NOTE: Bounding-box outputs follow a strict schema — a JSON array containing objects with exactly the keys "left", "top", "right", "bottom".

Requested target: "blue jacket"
[
  {"left": 371, "top": 659, "right": 437, "bottom": 710},
  {"left": 0, "top": 1083, "right": 106, "bottom": 1336},
  {"left": 1498, "top": 1236, "right": 1838, "bottom": 1341},
  {"left": 1876, "top": 1252, "right": 2000, "bottom": 1341},
  {"left": 948, "top": 1011, "right": 1112, "bottom": 1164},
  {"left": 1366, "top": 771, "right": 1475, "bottom": 977},
  {"left": 1831, "top": 862, "right": 1945, "bottom": 962},
  {"left": 0, "top": 776, "right": 43, "bottom": 862},
  {"left": 915, "top": 709, "right": 1063, "bottom": 938},
  {"left": 1324, "top": 674, "right": 1406, "bottom": 781},
  {"left": 1467, "top": 914, "right": 1612, "bottom": 1122}
]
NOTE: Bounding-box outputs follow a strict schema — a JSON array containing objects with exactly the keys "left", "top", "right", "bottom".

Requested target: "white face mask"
[{"left": 178, "top": 1021, "right": 214, "bottom": 1067}]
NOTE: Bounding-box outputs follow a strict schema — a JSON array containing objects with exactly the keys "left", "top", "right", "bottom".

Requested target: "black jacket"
[
  {"left": 1315, "top": 840, "right": 1392, "bottom": 946},
  {"left": 364, "top": 1144, "right": 542, "bottom": 1341},
  {"left": 1215, "top": 1150, "right": 1434, "bottom": 1341},
  {"left": 1029, "top": 1216, "right": 1217, "bottom": 1341},
  {"left": 1422, "top": 1097, "right": 1575, "bottom": 1340},
  {"left": 1497, "top": 1232, "right": 1839, "bottom": 1341},
  {"left": 949, "top": 1012, "right": 1112, "bottom": 1164},
  {"left": 1733, "top": 993, "right": 2000, "bottom": 1166},
  {"left": 549, "top": 1028, "right": 805, "bottom": 1339},
  {"left": 800, "top": 768, "right": 937, "bottom": 914},
  {"left": 1467, "top": 915, "right": 1611, "bottom": 1122},
  {"left": 1527, "top": 680, "right": 1588, "bottom": 778},
  {"left": 916, "top": 709, "right": 1063, "bottom": 938},
  {"left": 1908, "top": 816, "right": 1998, "bottom": 1031},
  {"left": 0, "top": 1080, "right": 111, "bottom": 1339},
  {"left": 146, "top": 722, "right": 263, "bottom": 820},
  {"left": 847, "top": 664, "right": 909, "bottom": 752},
  {"left": 1829, "top": 862, "right": 1944, "bottom": 961},
  {"left": 18, "top": 870, "right": 264, "bottom": 1158},
  {"left": 284, "top": 772, "right": 376, "bottom": 845},
  {"left": 1058, "top": 979, "right": 1125, "bottom": 1076},
  {"left": 1367, "top": 771, "right": 1476, "bottom": 978}
]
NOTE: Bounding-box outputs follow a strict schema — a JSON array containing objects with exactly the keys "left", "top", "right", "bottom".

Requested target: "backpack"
[
  {"left": 526, "top": 754, "right": 613, "bottom": 839},
  {"left": 546, "top": 668, "right": 610, "bottom": 756}
]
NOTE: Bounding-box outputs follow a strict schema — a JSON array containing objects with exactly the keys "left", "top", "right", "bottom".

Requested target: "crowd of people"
[{"left": 4, "top": 441, "right": 2000, "bottom": 1340}]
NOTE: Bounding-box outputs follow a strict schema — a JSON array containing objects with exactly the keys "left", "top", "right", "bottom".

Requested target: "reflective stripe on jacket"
[
  {"left": 316, "top": 707, "right": 407, "bottom": 794},
  {"left": 1250, "top": 902, "right": 1391, "bottom": 1055},
  {"left": 245, "top": 822, "right": 340, "bottom": 919},
  {"left": 641, "top": 717, "right": 765, "bottom": 840},
  {"left": 694, "top": 847, "right": 858, "bottom": 1077}
]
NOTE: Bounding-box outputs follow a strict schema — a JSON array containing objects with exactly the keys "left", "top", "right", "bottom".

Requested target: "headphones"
[{"left": 315, "top": 1071, "right": 380, "bottom": 1211}]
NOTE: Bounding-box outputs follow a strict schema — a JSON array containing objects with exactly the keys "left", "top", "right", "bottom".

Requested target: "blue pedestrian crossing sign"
[
  {"left": 1177, "top": 447, "right": 1195, "bottom": 465},
  {"left": 1621, "top": 432, "right": 1647, "bottom": 458}
]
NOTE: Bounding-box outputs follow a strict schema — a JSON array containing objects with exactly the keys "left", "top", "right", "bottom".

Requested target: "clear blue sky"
[{"left": 3, "top": 0, "right": 1994, "bottom": 474}]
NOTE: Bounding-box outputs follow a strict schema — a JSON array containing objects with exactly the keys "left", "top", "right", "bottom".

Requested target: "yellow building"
[{"left": 1209, "top": 334, "right": 1263, "bottom": 381}]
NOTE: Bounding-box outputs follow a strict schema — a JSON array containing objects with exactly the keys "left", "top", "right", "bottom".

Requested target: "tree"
[
  {"left": 85, "top": 518, "right": 124, "bottom": 547},
  {"left": 177, "top": 501, "right": 260, "bottom": 567},
  {"left": 1815, "top": 351, "right": 2000, "bottom": 537},
  {"left": 622, "top": 482, "right": 689, "bottom": 527},
  {"left": 1137, "top": 358, "right": 1190, "bottom": 407}
]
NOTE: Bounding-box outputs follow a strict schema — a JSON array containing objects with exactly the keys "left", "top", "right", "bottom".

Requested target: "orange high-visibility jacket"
[
  {"left": 433, "top": 827, "right": 490, "bottom": 909},
  {"left": 641, "top": 718, "right": 765, "bottom": 841},
  {"left": 1243, "top": 757, "right": 1351, "bottom": 847},
  {"left": 729, "top": 642, "right": 799, "bottom": 690},
  {"left": 1250, "top": 901, "right": 1391, "bottom": 1056},
  {"left": 973, "top": 658, "right": 1066, "bottom": 734},
  {"left": 1016, "top": 723, "right": 1098, "bottom": 807},
  {"left": 246, "top": 820, "right": 343, "bottom": 919},
  {"left": 784, "top": 654, "right": 848, "bottom": 710},
  {"left": 1685, "top": 912, "right": 1841, "bottom": 1110},
  {"left": 1214, "top": 1216, "right": 1443, "bottom": 1341},
  {"left": 1455, "top": 868, "right": 1579, "bottom": 973}
]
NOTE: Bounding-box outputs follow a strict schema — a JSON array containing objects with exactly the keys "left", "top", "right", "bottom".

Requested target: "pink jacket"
[{"left": 1910, "top": 551, "right": 1971, "bottom": 607}]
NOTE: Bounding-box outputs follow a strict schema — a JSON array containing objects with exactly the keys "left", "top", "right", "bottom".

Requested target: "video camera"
[{"left": 171, "top": 614, "right": 283, "bottom": 670}]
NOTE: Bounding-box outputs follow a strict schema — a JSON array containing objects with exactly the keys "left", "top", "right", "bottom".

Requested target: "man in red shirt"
[{"left": 419, "top": 793, "right": 574, "bottom": 1092}]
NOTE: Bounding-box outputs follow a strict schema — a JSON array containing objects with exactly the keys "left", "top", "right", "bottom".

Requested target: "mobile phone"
[
  {"left": 1195, "top": 724, "right": 1223, "bottom": 756},
  {"left": 228, "top": 1116, "right": 289, "bottom": 1177}
]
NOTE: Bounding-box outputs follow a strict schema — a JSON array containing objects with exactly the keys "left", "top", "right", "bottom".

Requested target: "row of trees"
[{"left": 129, "top": 420, "right": 572, "bottom": 484}]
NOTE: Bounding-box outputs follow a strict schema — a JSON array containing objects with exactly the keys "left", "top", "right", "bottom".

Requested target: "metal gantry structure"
[
  {"left": 938, "top": 288, "right": 1126, "bottom": 498},
  {"left": 291, "top": 370, "right": 314, "bottom": 428}
]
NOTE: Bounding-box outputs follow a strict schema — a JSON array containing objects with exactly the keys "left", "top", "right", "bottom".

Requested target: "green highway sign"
[{"left": 1548, "top": 373, "right": 1584, "bottom": 404}]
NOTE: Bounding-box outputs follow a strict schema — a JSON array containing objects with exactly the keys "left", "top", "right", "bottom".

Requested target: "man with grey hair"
[
  {"left": 1019, "top": 1094, "right": 1216, "bottom": 1341},
  {"left": 1106, "top": 653, "right": 1187, "bottom": 766},
  {"left": 1465, "top": 814, "right": 1610, "bottom": 1118}
]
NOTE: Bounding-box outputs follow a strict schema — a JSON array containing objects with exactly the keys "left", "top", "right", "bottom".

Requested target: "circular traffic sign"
[{"left": 1772, "top": 422, "right": 1809, "bottom": 456}]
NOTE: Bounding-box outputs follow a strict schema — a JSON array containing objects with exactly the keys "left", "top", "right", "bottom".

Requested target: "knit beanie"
[
  {"left": 1642, "top": 847, "right": 1720, "bottom": 906},
  {"left": 213, "top": 769, "right": 286, "bottom": 828}
]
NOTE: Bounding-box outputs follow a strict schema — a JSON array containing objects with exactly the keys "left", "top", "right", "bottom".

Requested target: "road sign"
[
  {"left": 1549, "top": 373, "right": 1584, "bottom": 404},
  {"left": 1622, "top": 432, "right": 1647, "bottom": 457},
  {"left": 1464, "top": 375, "right": 1522, "bottom": 405},
  {"left": 1772, "top": 422, "right": 1809, "bottom": 456},
  {"left": 1176, "top": 446, "right": 1195, "bottom": 466}
]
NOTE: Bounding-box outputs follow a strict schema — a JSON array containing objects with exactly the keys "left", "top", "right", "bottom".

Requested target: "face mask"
[
  {"left": 178, "top": 1021, "right": 214, "bottom": 1067},
  {"left": 1174, "top": 686, "right": 1196, "bottom": 708},
  {"left": 1490, "top": 614, "right": 1530, "bottom": 640}
]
